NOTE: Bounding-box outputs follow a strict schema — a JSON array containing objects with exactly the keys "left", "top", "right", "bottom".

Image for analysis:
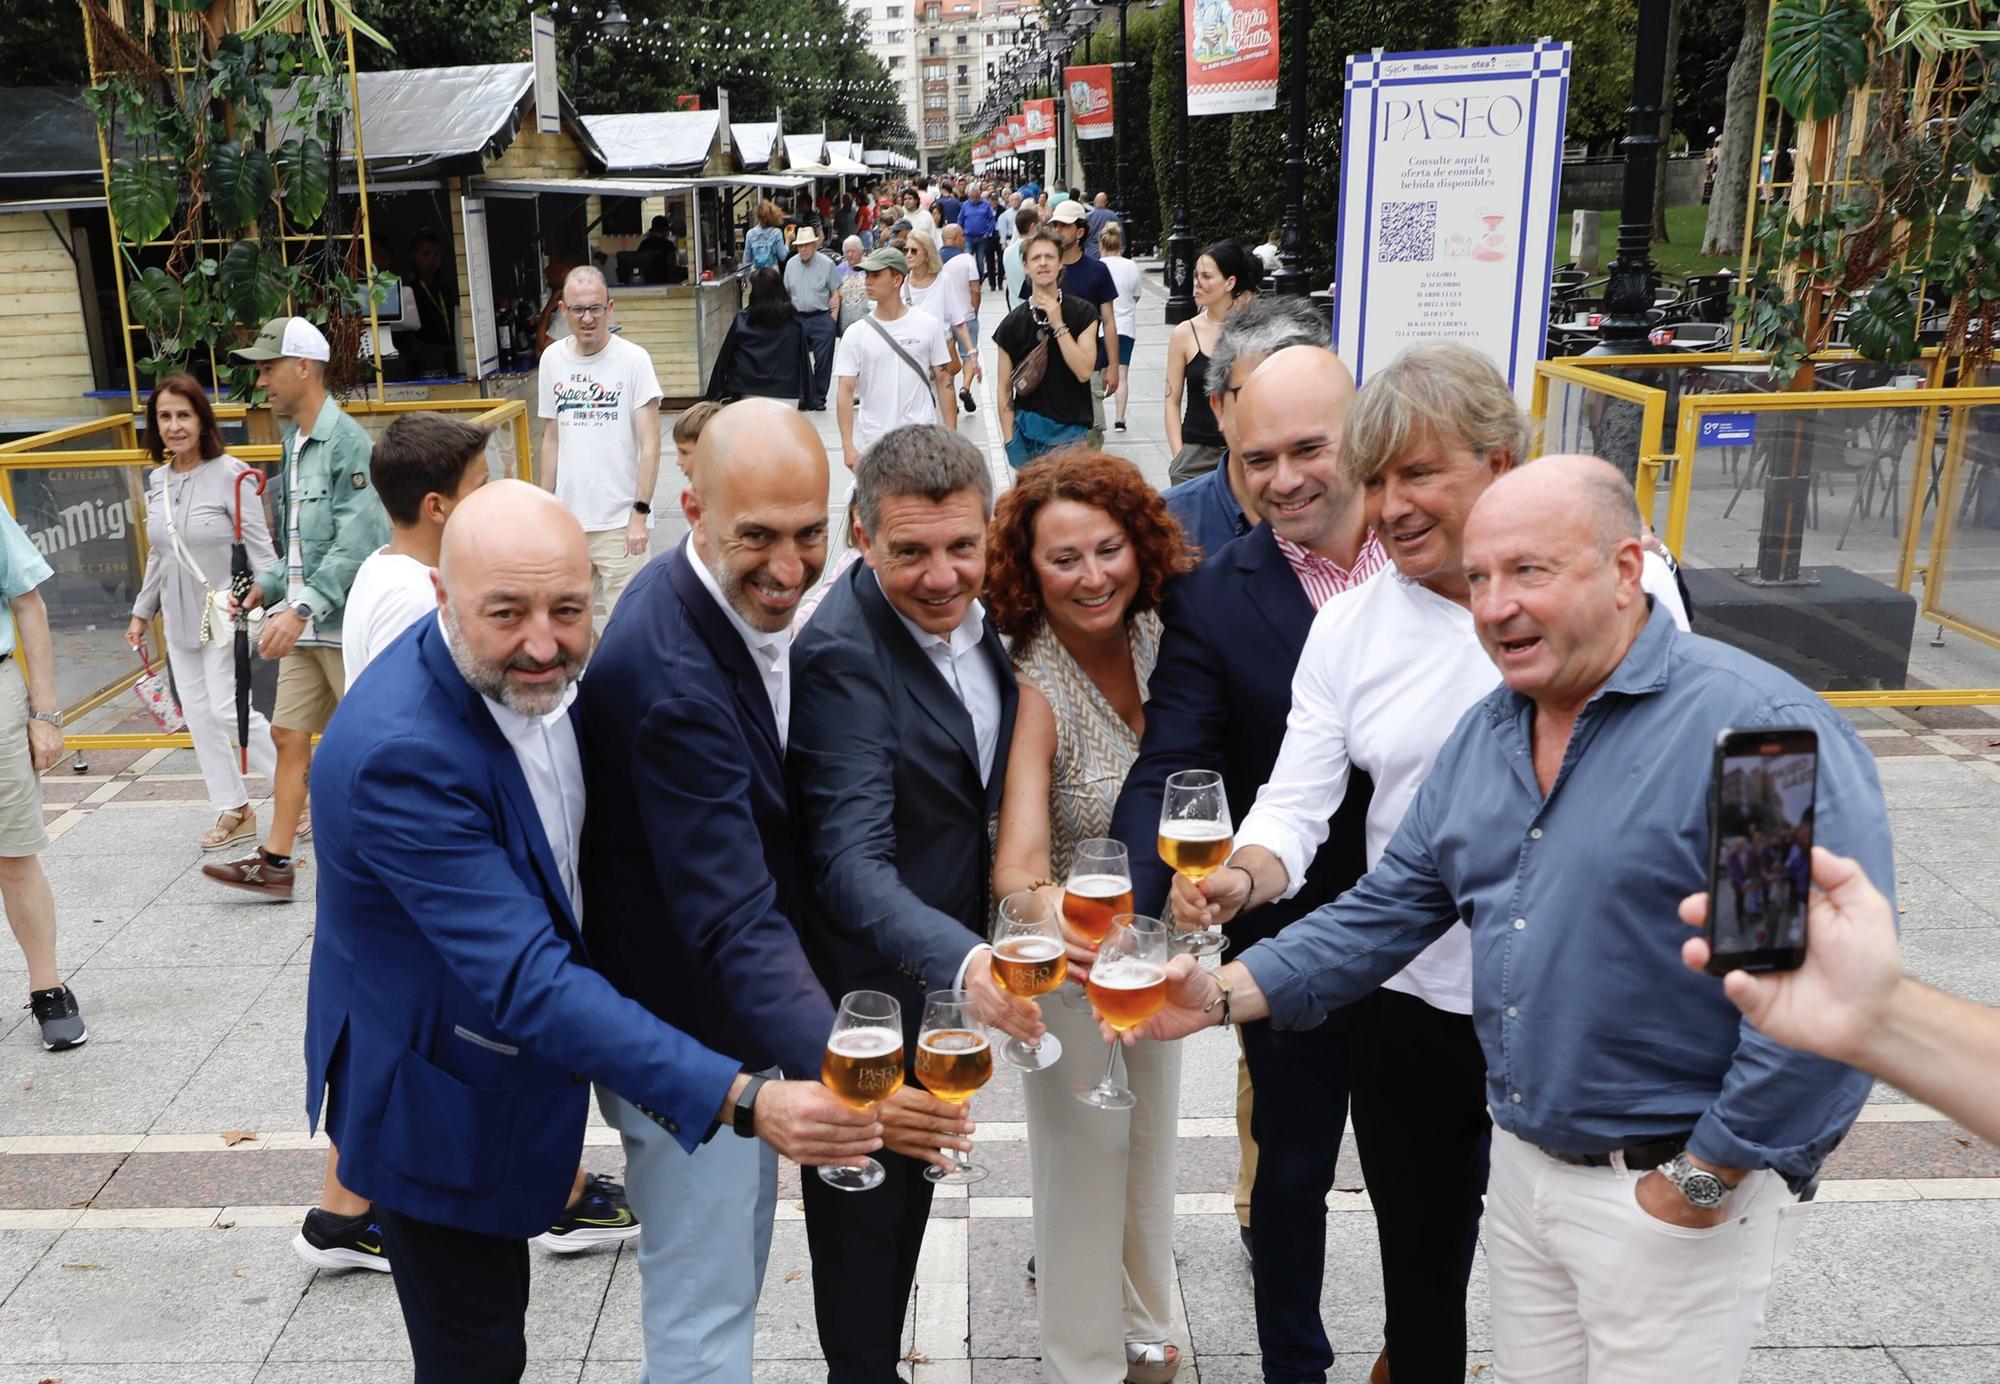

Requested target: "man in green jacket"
[{"left": 205, "top": 318, "right": 389, "bottom": 902}]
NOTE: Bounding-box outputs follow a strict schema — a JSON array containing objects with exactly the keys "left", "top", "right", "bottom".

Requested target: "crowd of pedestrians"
[{"left": 0, "top": 159, "right": 1989, "bottom": 1384}]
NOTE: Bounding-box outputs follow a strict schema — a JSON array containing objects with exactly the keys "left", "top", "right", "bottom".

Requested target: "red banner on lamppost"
[
  {"left": 1186, "top": 0, "right": 1279, "bottom": 115},
  {"left": 972, "top": 140, "right": 994, "bottom": 171},
  {"left": 1020, "top": 98, "right": 1056, "bottom": 153},
  {"left": 1005, "top": 111, "right": 1030, "bottom": 154},
  {"left": 1066, "top": 64, "right": 1115, "bottom": 140},
  {"left": 993, "top": 121, "right": 1016, "bottom": 157}
]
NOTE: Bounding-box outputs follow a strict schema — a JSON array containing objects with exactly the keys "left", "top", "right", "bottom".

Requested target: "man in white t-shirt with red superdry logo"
[{"left": 537, "top": 266, "right": 664, "bottom": 624}]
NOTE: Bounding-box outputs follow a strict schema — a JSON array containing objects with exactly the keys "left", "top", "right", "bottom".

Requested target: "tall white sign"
[
  {"left": 460, "top": 196, "right": 499, "bottom": 379},
  {"left": 531, "top": 14, "right": 561, "bottom": 135},
  {"left": 1335, "top": 42, "right": 1570, "bottom": 402}
]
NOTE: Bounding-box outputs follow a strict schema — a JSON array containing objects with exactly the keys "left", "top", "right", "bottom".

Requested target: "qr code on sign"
[{"left": 1377, "top": 200, "right": 1437, "bottom": 263}]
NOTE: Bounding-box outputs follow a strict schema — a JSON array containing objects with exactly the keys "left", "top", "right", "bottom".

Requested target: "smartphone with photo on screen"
[{"left": 1704, "top": 726, "right": 1817, "bottom": 976}]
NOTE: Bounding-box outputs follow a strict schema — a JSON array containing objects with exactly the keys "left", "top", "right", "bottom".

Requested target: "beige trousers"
[
  {"left": 1025, "top": 990, "right": 1183, "bottom": 1383},
  {"left": 586, "top": 527, "right": 651, "bottom": 628}
]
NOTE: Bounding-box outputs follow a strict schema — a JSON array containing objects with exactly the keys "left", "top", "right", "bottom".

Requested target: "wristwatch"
[
  {"left": 730, "top": 1074, "right": 769, "bottom": 1138},
  {"left": 631, "top": 500, "right": 652, "bottom": 516},
  {"left": 1661, "top": 1151, "right": 1731, "bottom": 1209},
  {"left": 27, "top": 710, "right": 62, "bottom": 729},
  {"left": 291, "top": 601, "right": 314, "bottom": 622}
]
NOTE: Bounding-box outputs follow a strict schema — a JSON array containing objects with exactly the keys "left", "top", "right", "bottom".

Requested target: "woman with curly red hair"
[{"left": 989, "top": 449, "right": 1194, "bottom": 1384}]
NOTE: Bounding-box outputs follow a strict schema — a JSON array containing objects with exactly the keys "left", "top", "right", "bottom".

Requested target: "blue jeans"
[
  {"left": 800, "top": 310, "right": 837, "bottom": 409},
  {"left": 970, "top": 234, "right": 1001, "bottom": 288},
  {"left": 1004, "top": 411, "right": 1089, "bottom": 468}
]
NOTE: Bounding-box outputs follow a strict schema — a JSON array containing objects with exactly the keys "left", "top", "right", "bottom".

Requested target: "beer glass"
[
  {"left": 1076, "top": 915, "right": 1171, "bottom": 1110},
  {"left": 915, "top": 990, "right": 994, "bottom": 1184},
  {"left": 1159, "top": 769, "right": 1234, "bottom": 957},
  {"left": 1061, "top": 838, "right": 1133, "bottom": 1010},
  {"left": 818, "top": 990, "right": 905, "bottom": 1192},
  {"left": 990, "top": 889, "right": 1067, "bottom": 1071}
]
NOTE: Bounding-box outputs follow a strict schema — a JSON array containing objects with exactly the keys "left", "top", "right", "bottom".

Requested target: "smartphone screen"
[{"left": 1705, "top": 727, "right": 1817, "bottom": 975}]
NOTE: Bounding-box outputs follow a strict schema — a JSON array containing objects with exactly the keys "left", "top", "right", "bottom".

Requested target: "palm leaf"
[{"left": 1766, "top": 0, "right": 1872, "bottom": 121}]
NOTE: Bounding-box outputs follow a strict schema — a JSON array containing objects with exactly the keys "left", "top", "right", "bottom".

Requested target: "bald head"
[
  {"left": 437, "top": 480, "right": 593, "bottom": 716},
  {"left": 683, "top": 399, "right": 831, "bottom": 633},
  {"left": 1233, "top": 346, "right": 1362, "bottom": 550},
  {"left": 1462, "top": 454, "right": 1648, "bottom": 711}
]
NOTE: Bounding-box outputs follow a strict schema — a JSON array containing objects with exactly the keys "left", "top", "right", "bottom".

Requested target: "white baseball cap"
[{"left": 232, "top": 316, "right": 331, "bottom": 363}]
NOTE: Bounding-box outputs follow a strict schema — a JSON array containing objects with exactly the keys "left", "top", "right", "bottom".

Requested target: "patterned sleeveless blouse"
[{"left": 1012, "top": 608, "right": 1163, "bottom": 882}]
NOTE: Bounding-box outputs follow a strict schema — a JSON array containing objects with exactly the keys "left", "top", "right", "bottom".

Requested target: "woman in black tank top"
[{"left": 1164, "top": 240, "right": 1262, "bottom": 485}]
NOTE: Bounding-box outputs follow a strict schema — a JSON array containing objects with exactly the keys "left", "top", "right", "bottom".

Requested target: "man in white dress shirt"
[{"left": 1180, "top": 343, "right": 1688, "bottom": 1383}]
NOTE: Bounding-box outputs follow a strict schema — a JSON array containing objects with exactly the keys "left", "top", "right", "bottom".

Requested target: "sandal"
[
  {"left": 1125, "top": 1340, "right": 1180, "bottom": 1384},
  {"left": 202, "top": 805, "right": 258, "bottom": 853}
]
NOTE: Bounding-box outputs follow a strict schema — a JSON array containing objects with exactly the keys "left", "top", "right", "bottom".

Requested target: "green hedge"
[{"left": 1074, "top": 6, "right": 1165, "bottom": 253}]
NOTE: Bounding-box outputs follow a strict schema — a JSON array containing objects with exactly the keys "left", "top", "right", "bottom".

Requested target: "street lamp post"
[
  {"left": 1115, "top": 0, "right": 1129, "bottom": 227},
  {"left": 1271, "top": 0, "right": 1310, "bottom": 296},
  {"left": 1163, "top": 1, "right": 1196, "bottom": 324},
  {"left": 566, "top": 3, "right": 630, "bottom": 110},
  {"left": 1591, "top": 0, "right": 1672, "bottom": 353}
]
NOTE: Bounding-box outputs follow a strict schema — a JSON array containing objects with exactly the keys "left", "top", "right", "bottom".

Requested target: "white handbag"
[{"left": 157, "top": 472, "right": 261, "bottom": 646}]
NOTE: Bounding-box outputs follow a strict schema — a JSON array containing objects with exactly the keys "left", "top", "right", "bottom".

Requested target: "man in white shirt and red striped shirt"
[
  {"left": 1110, "top": 345, "right": 1384, "bottom": 1383},
  {"left": 1180, "top": 343, "right": 1689, "bottom": 1384}
]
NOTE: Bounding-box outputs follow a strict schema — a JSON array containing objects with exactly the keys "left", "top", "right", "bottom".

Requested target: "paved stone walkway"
[{"left": 3, "top": 274, "right": 1998, "bottom": 1381}]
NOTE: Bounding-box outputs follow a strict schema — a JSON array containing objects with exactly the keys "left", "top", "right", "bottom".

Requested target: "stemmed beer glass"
[
  {"left": 914, "top": 990, "right": 994, "bottom": 1184},
  {"left": 1158, "top": 770, "right": 1234, "bottom": 957},
  {"left": 1076, "top": 915, "right": 1171, "bottom": 1111},
  {"left": 990, "top": 890, "right": 1067, "bottom": 1070},
  {"left": 818, "top": 990, "right": 904, "bottom": 1191}
]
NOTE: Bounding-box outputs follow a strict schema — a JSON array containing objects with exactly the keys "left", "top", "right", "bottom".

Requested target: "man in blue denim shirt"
[{"left": 1136, "top": 456, "right": 1892, "bottom": 1382}]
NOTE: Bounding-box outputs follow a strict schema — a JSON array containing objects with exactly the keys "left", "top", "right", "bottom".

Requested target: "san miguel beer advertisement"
[
  {"left": 1186, "top": 0, "right": 1279, "bottom": 115},
  {"left": 1066, "top": 64, "right": 1115, "bottom": 139}
]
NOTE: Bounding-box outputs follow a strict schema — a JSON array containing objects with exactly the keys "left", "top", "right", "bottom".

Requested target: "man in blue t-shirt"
[
  {"left": 1049, "top": 199, "right": 1119, "bottom": 447},
  {"left": 958, "top": 183, "right": 1001, "bottom": 292}
]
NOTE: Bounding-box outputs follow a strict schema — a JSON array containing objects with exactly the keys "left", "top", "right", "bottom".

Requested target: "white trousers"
[
  {"left": 166, "top": 638, "right": 277, "bottom": 812},
  {"left": 1485, "top": 1125, "right": 1812, "bottom": 1383},
  {"left": 1024, "top": 988, "right": 1183, "bottom": 1384}
]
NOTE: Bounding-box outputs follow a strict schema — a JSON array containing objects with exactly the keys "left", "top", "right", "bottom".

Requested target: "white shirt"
[
  {"left": 941, "top": 252, "right": 981, "bottom": 319},
  {"left": 997, "top": 207, "right": 1019, "bottom": 244},
  {"left": 1234, "top": 552, "right": 1691, "bottom": 1016},
  {"left": 904, "top": 207, "right": 938, "bottom": 241},
  {"left": 833, "top": 307, "right": 951, "bottom": 457},
  {"left": 905, "top": 270, "right": 970, "bottom": 329},
  {"left": 438, "top": 612, "right": 586, "bottom": 918},
  {"left": 1102, "top": 254, "right": 1143, "bottom": 340},
  {"left": 877, "top": 572, "right": 1004, "bottom": 992},
  {"left": 342, "top": 549, "right": 437, "bottom": 691},
  {"left": 684, "top": 536, "right": 790, "bottom": 748},
  {"left": 537, "top": 333, "right": 663, "bottom": 532}
]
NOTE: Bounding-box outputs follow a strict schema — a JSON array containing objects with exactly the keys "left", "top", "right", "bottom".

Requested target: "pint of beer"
[
  {"left": 1157, "top": 822, "right": 1233, "bottom": 881},
  {"left": 916, "top": 1028, "right": 995, "bottom": 1103},
  {"left": 992, "top": 934, "right": 1068, "bottom": 996},
  {"left": 822, "top": 1025, "right": 906, "bottom": 1110}
]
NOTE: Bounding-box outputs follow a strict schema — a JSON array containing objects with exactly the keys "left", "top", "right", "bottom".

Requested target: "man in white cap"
[
  {"left": 1048, "top": 198, "right": 1120, "bottom": 447},
  {"left": 782, "top": 226, "right": 842, "bottom": 411},
  {"left": 205, "top": 316, "right": 389, "bottom": 903}
]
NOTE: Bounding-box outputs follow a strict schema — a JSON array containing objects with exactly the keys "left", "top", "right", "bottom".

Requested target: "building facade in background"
[{"left": 851, "top": 0, "right": 1040, "bottom": 170}]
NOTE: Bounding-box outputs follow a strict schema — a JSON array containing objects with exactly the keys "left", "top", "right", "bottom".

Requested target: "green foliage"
[
  {"left": 207, "top": 142, "right": 276, "bottom": 233},
  {"left": 278, "top": 137, "right": 333, "bottom": 227},
  {"left": 1458, "top": 0, "right": 1638, "bottom": 145},
  {"left": 219, "top": 240, "right": 291, "bottom": 325},
  {"left": 1075, "top": 4, "right": 1163, "bottom": 252},
  {"left": 0, "top": 3, "right": 88, "bottom": 87},
  {"left": 1764, "top": 0, "right": 1871, "bottom": 120},
  {"left": 1843, "top": 280, "right": 1919, "bottom": 360},
  {"left": 107, "top": 157, "right": 177, "bottom": 248}
]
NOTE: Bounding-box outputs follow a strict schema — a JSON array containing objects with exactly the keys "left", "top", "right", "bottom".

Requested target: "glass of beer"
[
  {"left": 990, "top": 889, "right": 1067, "bottom": 1071},
  {"left": 818, "top": 990, "right": 905, "bottom": 1192},
  {"left": 1159, "top": 769, "right": 1234, "bottom": 957},
  {"left": 915, "top": 990, "right": 994, "bottom": 1184},
  {"left": 1061, "top": 838, "right": 1134, "bottom": 1010},
  {"left": 1076, "top": 915, "right": 1172, "bottom": 1110}
]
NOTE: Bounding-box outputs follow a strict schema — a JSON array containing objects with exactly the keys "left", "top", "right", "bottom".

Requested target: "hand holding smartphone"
[{"left": 1704, "top": 726, "right": 1817, "bottom": 976}]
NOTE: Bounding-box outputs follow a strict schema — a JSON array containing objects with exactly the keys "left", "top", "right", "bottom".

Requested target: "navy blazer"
[
  {"left": 304, "top": 616, "right": 740, "bottom": 1239},
  {"left": 577, "top": 548, "right": 834, "bottom": 1078},
  {"left": 789, "top": 558, "right": 1019, "bottom": 999},
  {"left": 1109, "top": 525, "right": 1373, "bottom": 950}
]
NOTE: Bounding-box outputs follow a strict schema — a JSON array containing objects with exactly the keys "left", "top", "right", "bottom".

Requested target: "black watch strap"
[
  {"left": 631, "top": 500, "right": 652, "bottom": 515},
  {"left": 731, "top": 1073, "right": 769, "bottom": 1138}
]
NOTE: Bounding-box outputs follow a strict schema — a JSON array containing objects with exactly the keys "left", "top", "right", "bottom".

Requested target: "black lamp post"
[
  {"left": 1163, "top": 1, "right": 1196, "bottom": 325},
  {"left": 567, "top": 4, "right": 631, "bottom": 109},
  {"left": 1271, "top": 0, "right": 1310, "bottom": 297},
  {"left": 1115, "top": 0, "right": 1129, "bottom": 226},
  {"left": 1589, "top": 0, "right": 1671, "bottom": 353}
]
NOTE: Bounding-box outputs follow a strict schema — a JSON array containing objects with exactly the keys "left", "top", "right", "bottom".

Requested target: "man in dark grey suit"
[{"left": 789, "top": 424, "right": 1045, "bottom": 1384}]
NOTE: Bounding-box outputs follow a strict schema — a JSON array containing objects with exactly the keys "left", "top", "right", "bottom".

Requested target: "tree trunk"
[
  {"left": 1700, "top": 0, "right": 1770, "bottom": 259},
  {"left": 1651, "top": 0, "right": 1685, "bottom": 243}
]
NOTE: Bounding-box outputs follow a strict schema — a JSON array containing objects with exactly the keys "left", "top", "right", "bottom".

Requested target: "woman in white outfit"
[{"left": 128, "top": 373, "right": 279, "bottom": 853}]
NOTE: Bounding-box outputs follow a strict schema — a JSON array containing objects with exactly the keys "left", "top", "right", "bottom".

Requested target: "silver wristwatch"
[
  {"left": 1661, "top": 1152, "right": 1730, "bottom": 1209},
  {"left": 27, "top": 710, "right": 63, "bottom": 729}
]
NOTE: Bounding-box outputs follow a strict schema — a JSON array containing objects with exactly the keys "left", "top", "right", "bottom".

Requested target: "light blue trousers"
[{"left": 598, "top": 1085, "right": 779, "bottom": 1384}]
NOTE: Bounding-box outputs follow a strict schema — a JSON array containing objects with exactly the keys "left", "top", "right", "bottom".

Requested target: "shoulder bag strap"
[{"left": 863, "top": 314, "right": 938, "bottom": 402}]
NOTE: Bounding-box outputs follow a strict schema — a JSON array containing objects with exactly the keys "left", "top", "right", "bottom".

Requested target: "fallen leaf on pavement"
[
  {"left": 233, "top": 1267, "right": 247, "bottom": 1278},
  {"left": 220, "top": 1129, "right": 257, "bottom": 1147},
  {"left": 783, "top": 1268, "right": 802, "bottom": 1282},
  {"left": 901, "top": 1350, "right": 931, "bottom": 1366},
  {"left": 59, "top": 1263, "right": 102, "bottom": 1271}
]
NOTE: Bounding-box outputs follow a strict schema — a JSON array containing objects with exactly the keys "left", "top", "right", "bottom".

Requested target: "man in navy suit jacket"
[
  {"left": 307, "top": 481, "right": 879, "bottom": 1383},
  {"left": 789, "top": 425, "right": 1044, "bottom": 1384},
  {"left": 577, "top": 401, "right": 856, "bottom": 1382},
  {"left": 1107, "top": 352, "right": 1379, "bottom": 1383}
]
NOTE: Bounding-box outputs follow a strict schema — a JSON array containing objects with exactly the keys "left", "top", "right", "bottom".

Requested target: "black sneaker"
[
  {"left": 1113, "top": 420, "right": 1128, "bottom": 433},
  {"left": 27, "top": 986, "right": 86, "bottom": 1051},
  {"left": 534, "top": 1172, "right": 640, "bottom": 1253},
  {"left": 959, "top": 386, "right": 978, "bottom": 415},
  {"left": 293, "top": 1207, "right": 391, "bottom": 1273}
]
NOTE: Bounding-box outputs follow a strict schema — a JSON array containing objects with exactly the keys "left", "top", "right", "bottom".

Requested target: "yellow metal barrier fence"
[
  {"left": 1534, "top": 359, "right": 2000, "bottom": 707},
  {"left": 0, "top": 396, "right": 533, "bottom": 751}
]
